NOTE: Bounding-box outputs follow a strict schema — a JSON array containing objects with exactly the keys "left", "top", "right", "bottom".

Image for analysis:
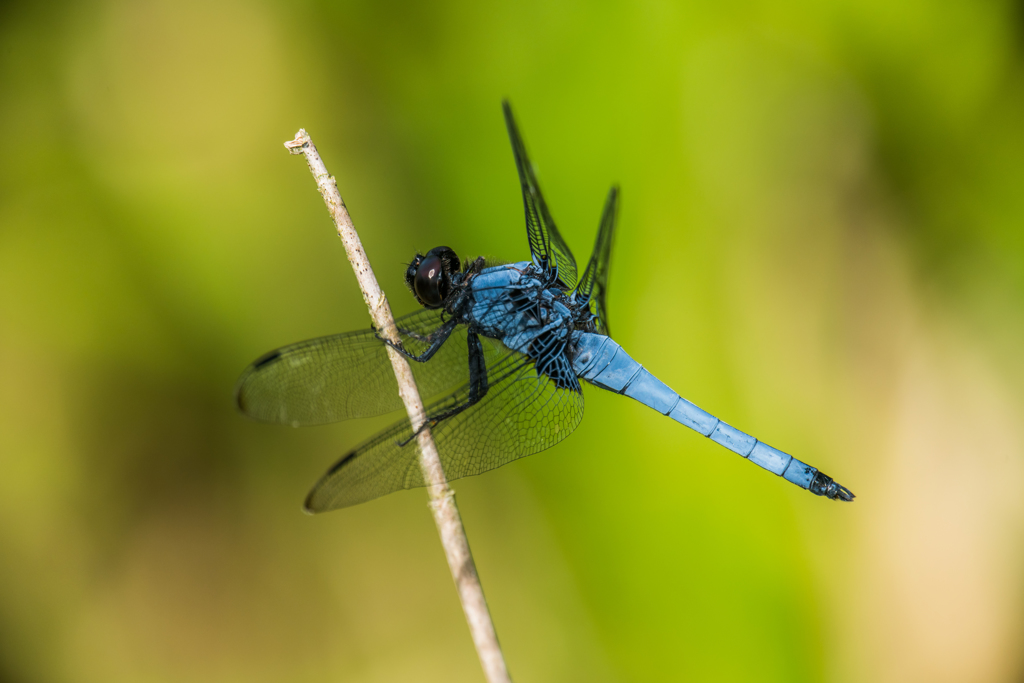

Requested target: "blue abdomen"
[{"left": 570, "top": 332, "right": 824, "bottom": 493}]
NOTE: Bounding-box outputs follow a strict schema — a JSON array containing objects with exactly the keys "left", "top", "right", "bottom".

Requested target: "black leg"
[
  {"left": 465, "top": 331, "right": 489, "bottom": 403},
  {"left": 380, "top": 318, "right": 459, "bottom": 362},
  {"left": 399, "top": 331, "right": 490, "bottom": 446}
]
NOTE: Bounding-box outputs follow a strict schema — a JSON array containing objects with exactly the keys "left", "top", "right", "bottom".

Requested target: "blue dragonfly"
[{"left": 236, "top": 102, "right": 854, "bottom": 511}]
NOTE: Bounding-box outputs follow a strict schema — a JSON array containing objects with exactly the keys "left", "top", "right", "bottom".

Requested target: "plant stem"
[{"left": 285, "top": 129, "right": 512, "bottom": 683}]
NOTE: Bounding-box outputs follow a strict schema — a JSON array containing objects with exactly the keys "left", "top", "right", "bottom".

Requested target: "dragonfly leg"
[
  {"left": 380, "top": 317, "right": 459, "bottom": 362},
  {"left": 398, "top": 332, "right": 490, "bottom": 446}
]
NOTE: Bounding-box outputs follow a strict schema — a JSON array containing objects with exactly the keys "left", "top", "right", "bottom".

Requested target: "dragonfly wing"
[
  {"left": 305, "top": 350, "right": 585, "bottom": 511},
  {"left": 502, "top": 100, "right": 578, "bottom": 289},
  {"left": 575, "top": 186, "right": 618, "bottom": 335},
  {"left": 236, "top": 308, "right": 505, "bottom": 425}
]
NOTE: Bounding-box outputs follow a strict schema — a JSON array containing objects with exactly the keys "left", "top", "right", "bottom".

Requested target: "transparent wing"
[
  {"left": 236, "top": 308, "right": 506, "bottom": 426},
  {"left": 503, "top": 100, "right": 578, "bottom": 289},
  {"left": 305, "top": 350, "right": 586, "bottom": 511},
  {"left": 575, "top": 186, "right": 618, "bottom": 336}
]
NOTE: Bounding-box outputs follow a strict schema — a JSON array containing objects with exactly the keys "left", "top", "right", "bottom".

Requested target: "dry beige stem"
[{"left": 285, "top": 129, "right": 512, "bottom": 683}]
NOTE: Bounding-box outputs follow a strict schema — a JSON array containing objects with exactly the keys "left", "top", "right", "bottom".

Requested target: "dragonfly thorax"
[{"left": 455, "top": 261, "right": 588, "bottom": 390}]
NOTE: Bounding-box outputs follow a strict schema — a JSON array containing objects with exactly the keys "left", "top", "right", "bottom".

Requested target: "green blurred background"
[{"left": 2, "top": 0, "right": 1024, "bottom": 681}]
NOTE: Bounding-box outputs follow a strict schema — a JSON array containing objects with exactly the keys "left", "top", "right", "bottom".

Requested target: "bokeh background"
[{"left": 2, "top": 0, "right": 1024, "bottom": 681}]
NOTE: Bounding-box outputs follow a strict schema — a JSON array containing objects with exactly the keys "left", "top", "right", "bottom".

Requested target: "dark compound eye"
[
  {"left": 414, "top": 254, "right": 445, "bottom": 307},
  {"left": 405, "top": 246, "right": 459, "bottom": 309}
]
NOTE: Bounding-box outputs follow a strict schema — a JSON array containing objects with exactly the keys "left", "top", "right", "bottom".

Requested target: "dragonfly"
[{"left": 236, "top": 101, "right": 855, "bottom": 512}]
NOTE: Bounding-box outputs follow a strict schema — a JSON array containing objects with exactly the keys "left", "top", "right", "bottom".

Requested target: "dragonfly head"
[{"left": 406, "top": 246, "right": 461, "bottom": 309}]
